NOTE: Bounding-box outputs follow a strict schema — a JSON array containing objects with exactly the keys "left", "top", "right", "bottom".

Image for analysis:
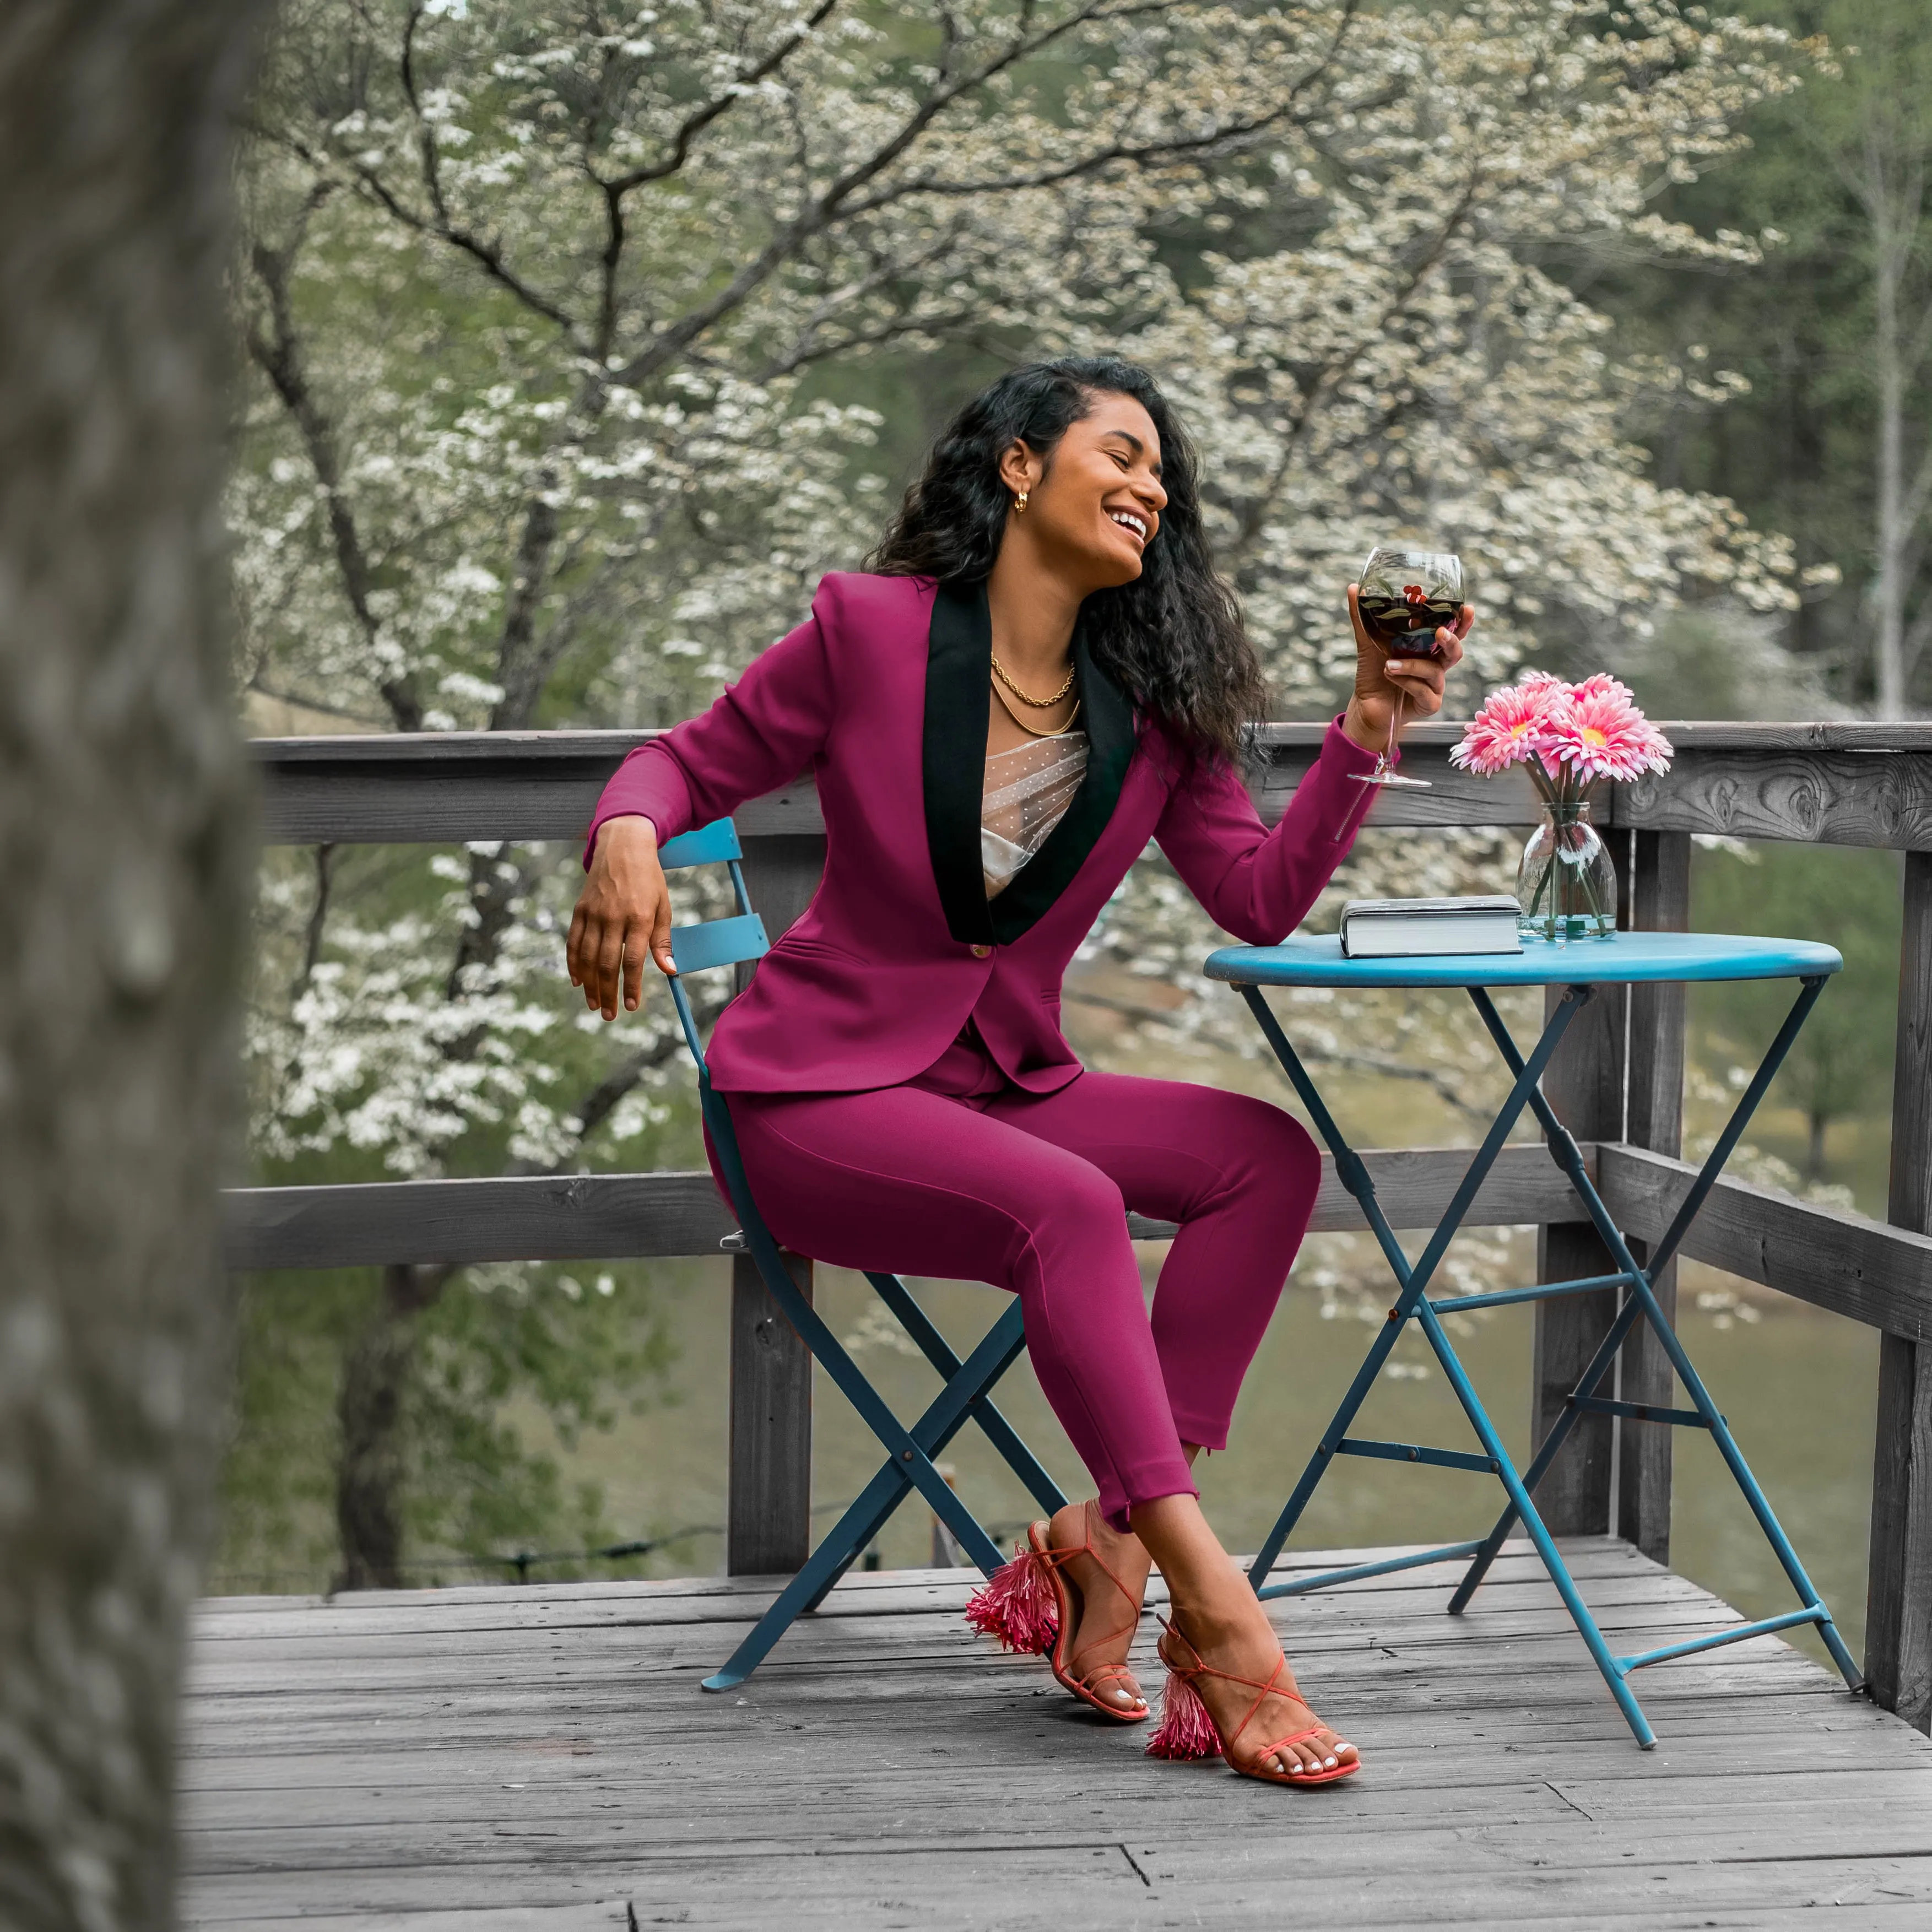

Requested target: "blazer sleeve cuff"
[
  {"left": 1305, "top": 714, "right": 1379, "bottom": 836},
  {"left": 1327, "top": 713, "right": 1382, "bottom": 775},
  {"left": 583, "top": 743, "right": 694, "bottom": 869},
  {"left": 1251, "top": 715, "right": 1378, "bottom": 862}
]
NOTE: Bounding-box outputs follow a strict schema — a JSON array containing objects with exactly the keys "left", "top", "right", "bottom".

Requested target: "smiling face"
[{"left": 998, "top": 391, "right": 1168, "bottom": 595}]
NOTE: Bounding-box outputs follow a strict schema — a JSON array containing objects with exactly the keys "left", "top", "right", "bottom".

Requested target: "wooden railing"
[{"left": 234, "top": 719, "right": 1932, "bottom": 1727}]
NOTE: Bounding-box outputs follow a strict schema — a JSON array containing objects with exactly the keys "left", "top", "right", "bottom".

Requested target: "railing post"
[
  {"left": 724, "top": 832, "right": 827, "bottom": 1576},
  {"left": 1867, "top": 848, "right": 1932, "bottom": 1727},
  {"left": 1617, "top": 830, "right": 1691, "bottom": 1562},
  {"left": 727, "top": 1248, "right": 815, "bottom": 1574},
  {"left": 1529, "top": 837, "right": 1629, "bottom": 1534}
]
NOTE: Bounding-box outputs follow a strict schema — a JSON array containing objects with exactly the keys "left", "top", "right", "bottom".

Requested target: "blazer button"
[{"left": 970, "top": 944, "right": 992, "bottom": 959}]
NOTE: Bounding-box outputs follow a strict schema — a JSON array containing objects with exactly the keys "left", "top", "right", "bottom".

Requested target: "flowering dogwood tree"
[{"left": 231, "top": 0, "right": 1822, "bottom": 1584}]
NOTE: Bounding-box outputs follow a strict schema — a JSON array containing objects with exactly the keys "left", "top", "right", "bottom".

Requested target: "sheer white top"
[{"left": 982, "top": 733, "right": 1089, "bottom": 899}]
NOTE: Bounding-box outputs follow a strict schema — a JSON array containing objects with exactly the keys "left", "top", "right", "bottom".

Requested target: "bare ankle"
[
  {"left": 1168, "top": 1597, "right": 1236, "bottom": 1639},
  {"left": 1056, "top": 1500, "right": 1148, "bottom": 1567},
  {"left": 1171, "top": 1588, "right": 1273, "bottom": 1652}
]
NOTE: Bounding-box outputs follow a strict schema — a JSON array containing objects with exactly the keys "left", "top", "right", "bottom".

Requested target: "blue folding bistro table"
[{"left": 1204, "top": 929, "right": 1866, "bottom": 1747}]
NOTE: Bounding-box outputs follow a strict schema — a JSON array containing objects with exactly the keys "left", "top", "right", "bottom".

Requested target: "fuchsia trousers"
[{"left": 711, "top": 1029, "right": 1323, "bottom": 1530}]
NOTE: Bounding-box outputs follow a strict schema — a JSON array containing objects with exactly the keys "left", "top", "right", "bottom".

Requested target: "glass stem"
[{"left": 1383, "top": 680, "right": 1405, "bottom": 774}]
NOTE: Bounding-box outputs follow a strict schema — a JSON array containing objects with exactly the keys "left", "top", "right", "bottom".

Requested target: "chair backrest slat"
[
  {"left": 670, "top": 911, "right": 769, "bottom": 976},
  {"left": 657, "top": 818, "right": 744, "bottom": 870}
]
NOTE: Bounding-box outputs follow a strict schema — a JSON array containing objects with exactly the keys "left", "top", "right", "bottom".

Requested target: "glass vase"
[{"left": 1516, "top": 800, "right": 1617, "bottom": 941}]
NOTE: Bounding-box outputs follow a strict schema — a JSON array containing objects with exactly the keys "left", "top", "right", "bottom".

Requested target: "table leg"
[
  {"left": 1452, "top": 979, "right": 1861, "bottom": 1690},
  {"left": 1408, "top": 1288, "right": 1660, "bottom": 1748}
]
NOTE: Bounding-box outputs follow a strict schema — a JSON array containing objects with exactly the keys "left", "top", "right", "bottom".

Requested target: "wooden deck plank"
[
  {"left": 183, "top": 1843, "right": 1932, "bottom": 1928},
  {"left": 179, "top": 1624, "right": 1826, "bottom": 1707},
  {"left": 179, "top": 1590, "right": 1782, "bottom": 1681},
  {"left": 174, "top": 1714, "right": 1897, "bottom": 1795},
  {"left": 183, "top": 1557, "right": 1700, "bottom": 1648},
  {"left": 180, "top": 1547, "right": 1930, "bottom": 1928},
  {"left": 185, "top": 1536, "right": 1653, "bottom": 1618},
  {"left": 181, "top": 1758, "right": 1932, "bottom": 1842}
]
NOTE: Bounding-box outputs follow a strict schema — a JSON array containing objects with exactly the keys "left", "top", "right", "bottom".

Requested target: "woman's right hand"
[{"left": 567, "top": 815, "right": 677, "bottom": 1019}]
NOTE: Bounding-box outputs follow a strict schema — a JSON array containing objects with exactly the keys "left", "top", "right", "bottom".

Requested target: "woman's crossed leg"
[{"left": 718, "top": 1071, "right": 1352, "bottom": 1777}]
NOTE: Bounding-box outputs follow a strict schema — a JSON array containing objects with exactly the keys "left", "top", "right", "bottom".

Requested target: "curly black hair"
[{"left": 867, "top": 356, "right": 1265, "bottom": 765}]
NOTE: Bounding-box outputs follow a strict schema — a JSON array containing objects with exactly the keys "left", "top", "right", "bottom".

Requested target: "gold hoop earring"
[{"left": 1014, "top": 488, "right": 1029, "bottom": 513}]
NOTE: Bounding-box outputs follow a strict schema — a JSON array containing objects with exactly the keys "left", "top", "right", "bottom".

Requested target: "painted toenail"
[{"left": 1323, "top": 1755, "right": 1337, "bottom": 1767}]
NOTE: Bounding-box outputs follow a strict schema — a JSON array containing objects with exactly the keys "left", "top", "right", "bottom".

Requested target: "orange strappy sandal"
[
  {"left": 965, "top": 1501, "right": 1149, "bottom": 1723},
  {"left": 1145, "top": 1617, "right": 1359, "bottom": 1784}
]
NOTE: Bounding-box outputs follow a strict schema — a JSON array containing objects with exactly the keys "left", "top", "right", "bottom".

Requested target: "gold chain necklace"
[
  {"left": 990, "top": 650, "right": 1076, "bottom": 707},
  {"left": 991, "top": 680, "right": 1083, "bottom": 739}
]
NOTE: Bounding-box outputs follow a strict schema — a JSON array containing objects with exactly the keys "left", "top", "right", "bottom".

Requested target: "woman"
[{"left": 569, "top": 356, "right": 1468, "bottom": 1787}]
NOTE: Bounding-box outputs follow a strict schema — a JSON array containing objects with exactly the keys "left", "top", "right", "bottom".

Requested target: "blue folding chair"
[{"left": 654, "top": 817, "right": 1068, "bottom": 1690}]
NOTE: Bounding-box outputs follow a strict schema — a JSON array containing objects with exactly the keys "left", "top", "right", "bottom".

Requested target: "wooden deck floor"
[{"left": 182, "top": 1536, "right": 1932, "bottom": 1929}]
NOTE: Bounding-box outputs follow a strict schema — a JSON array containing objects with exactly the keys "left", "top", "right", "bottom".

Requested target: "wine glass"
[{"left": 1351, "top": 545, "right": 1463, "bottom": 789}]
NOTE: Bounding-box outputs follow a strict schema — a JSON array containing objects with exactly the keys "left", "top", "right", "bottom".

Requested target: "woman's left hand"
[{"left": 1341, "top": 586, "right": 1473, "bottom": 755}]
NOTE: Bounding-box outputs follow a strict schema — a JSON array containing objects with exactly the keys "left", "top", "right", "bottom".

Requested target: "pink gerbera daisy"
[
  {"left": 1542, "top": 683, "right": 1674, "bottom": 784},
  {"left": 1449, "top": 675, "right": 1563, "bottom": 777},
  {"left": 1571, "top": 671, "right": 1637, "bottom": 706}
]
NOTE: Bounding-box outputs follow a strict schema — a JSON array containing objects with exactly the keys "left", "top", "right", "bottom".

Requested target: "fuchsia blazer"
[{"left": 586, "top": 571, "right": 1378, "bottom": 1094}]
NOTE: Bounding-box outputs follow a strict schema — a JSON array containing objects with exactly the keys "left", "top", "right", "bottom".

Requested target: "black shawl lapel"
[
  {"left": 923, "top": 580, "right": 997, "bottom": 945},
  {"left": 922, "top": 577, "right": 1137, "bottom": 948}
]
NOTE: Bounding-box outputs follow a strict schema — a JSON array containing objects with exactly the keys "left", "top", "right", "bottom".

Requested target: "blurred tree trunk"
[
  {"left": 1828, "top": 9, "right": 1932, "bottom": 718},
  {"left": 0, "top": 2, "right": 268, "bottom": 1926},
  {"left": 1857, "top": 121, "right": 1931, "bottom": 719},
  {"left": 334, "top": 1263, "right": 450, "bottom": 1592}
]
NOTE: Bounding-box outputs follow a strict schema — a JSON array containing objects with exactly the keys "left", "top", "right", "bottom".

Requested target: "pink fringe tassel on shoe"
[
  {"left": 1145, "top": 1666, "right": 1221, "bottom": 1760},
  {"left": 964, "top": 1544, "right": 1059, "bottom": 1657}
]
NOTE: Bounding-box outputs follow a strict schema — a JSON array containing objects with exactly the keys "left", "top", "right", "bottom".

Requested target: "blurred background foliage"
[{"left": 218, "top": 0, "right": 1924, "bottom": 1597}]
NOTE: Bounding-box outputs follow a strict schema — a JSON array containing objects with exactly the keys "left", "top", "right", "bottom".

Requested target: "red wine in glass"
[
  {"left": 1352, "top": 545, "right": 1463, "bottom": 788},
  {"left": 1356, "top": 587, "right": 1463, "bottom": 656}
]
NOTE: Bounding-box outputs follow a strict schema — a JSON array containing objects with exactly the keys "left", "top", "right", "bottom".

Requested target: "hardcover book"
[{"left": 1339, "top": 895, "right": 1524, "bottom": 959}]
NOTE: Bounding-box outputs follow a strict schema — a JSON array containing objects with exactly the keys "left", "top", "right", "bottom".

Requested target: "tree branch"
[
  {"left": 294, "top": 842, "right": 338, "bottom": 998},
  {"left": 755, "top": 225, "right": 966, "bottom": 380},
  {"left": 534, "top": 1027, "right": 694, "bottom": 1165},
  {"left": 244, "top": 202, "right": 425, "bottom": 732},
  {"left": 443, "top": 843, "right": 545, "bottom": 1009},
  {"left": 611, "top": 0, "right": 1165, "bottom": 389},
  {"left": 844, "top": 0, "right": 1362, "bottom": 213},
  {"left": 596, "top": 0, "right": 843, "bottom": 196},
  {"left": 1224, "top": 175, "right": 1484, "bottom": 570},
  {"left": 335, "top": 2, "right": 592, "bottom": 352},
  {"left": 488, "top": 482, "right": 562, "bottom": 731}
]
